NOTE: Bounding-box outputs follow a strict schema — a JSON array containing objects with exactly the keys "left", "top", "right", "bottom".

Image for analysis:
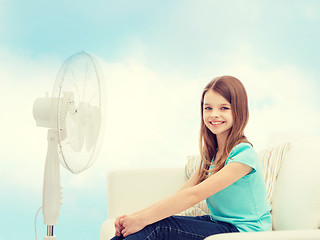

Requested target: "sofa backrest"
[
  {"left": 107, "top": 167, "right": 186, "bottom": 219},
  {"left": 266, "top": 132, "right": 320, "bottom": 230}
]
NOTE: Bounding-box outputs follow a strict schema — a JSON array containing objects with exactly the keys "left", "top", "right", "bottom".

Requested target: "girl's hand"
[
  {"left": 120, "top": 214, "right": 146, "bottom": 237},
  {"left": 114, "top": 215, "right": 126, "bottom": 237}
]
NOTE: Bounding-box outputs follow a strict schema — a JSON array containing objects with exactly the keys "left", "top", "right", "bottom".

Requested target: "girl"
[{"left": 111, "top": 75, "right": 272, "bottom": 240}]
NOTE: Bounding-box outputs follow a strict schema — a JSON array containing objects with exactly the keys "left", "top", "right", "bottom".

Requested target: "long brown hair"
[{"left": 198, "top": 75, "right": 251, "bottom": 183}]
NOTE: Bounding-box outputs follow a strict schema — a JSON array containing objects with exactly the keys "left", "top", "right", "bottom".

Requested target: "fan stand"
[
  {"left": 44, "top": 226, "right": 56, "bottom": 240},
  {"left": 43, "top": 129, "right": 61, "bottom": 240}
]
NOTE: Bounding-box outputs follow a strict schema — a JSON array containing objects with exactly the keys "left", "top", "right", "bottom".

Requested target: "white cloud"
[
  {"left": 0, "top": 50, "right": 202, "bottom": 191},
  {"left": 219, "top": 57, "right": 320, "bottom": 151},
  {"left": 95, "top": 60, "right": 202, "bottom": 169},
  {"left": 1, "top": 45, "right": 319, "bottom": 192}
]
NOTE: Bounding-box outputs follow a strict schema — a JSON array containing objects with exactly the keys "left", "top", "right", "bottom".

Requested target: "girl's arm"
[
  {"left": 177, "top": 167, "right": 200, "bottom": 192},
  {"left": 119, "top": 162, "right": 252, "bottom": 237}
]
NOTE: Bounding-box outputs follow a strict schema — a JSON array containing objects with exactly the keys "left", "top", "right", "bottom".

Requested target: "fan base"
[{"left": 44, "top": 236, "right": 56, "bottom": 240}]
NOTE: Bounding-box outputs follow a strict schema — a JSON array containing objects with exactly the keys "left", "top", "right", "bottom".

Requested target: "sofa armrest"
[
  {"left": 205, "top": 229, "right": 320, "bottom": 240},
  {"left": 99, "top": 219, "right": 115, "bottom": 240},
  {"left": 107, "top": 167, "right": 187, "bottom": 219},
  {"left": 99, "top": 167, "right": 186, "bottom": 240}
]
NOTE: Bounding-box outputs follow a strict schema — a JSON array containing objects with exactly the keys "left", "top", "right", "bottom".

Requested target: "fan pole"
[{"left": 42, "top": 129, "right": 61, "bottom": 240}]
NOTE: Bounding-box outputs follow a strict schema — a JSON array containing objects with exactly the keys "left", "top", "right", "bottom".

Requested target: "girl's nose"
[{"left": 210, "top": 109, "right": 219, "bottom": 118}]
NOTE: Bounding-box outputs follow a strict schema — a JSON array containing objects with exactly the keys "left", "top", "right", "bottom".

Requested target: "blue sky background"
[{"left": 1, "top": 1, "right": 320, "bottom": 239}]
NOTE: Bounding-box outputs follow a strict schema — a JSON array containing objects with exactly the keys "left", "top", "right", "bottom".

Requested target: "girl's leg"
[{"left": 110, "top": 215, "right": 239, "bottom": 240}]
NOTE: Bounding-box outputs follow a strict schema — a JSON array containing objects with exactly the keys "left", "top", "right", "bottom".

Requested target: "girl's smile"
[{"left": 209, "top": 121, "right": 225, "bottom": 126}]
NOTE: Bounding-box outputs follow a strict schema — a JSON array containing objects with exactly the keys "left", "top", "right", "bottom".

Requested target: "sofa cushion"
[
  {"left": 185, "top": 154, "right": 201, "bottom": 178},
  {"left": 258, "top": 142, "right": 291, "bottom": 208},
  {"left": 177, "top": 154, "right": 209, "bottom": 216}
]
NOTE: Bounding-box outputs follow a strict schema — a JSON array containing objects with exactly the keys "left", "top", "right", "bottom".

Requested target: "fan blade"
[
  {"left": 85, "top": 106, "right": 101, "bottom": 152},
  {"left": 59, "top": 92, "right": 76, "bottom": 142},
  {"left": 69, "top": 102, "right": 86, "bottom": 152}
]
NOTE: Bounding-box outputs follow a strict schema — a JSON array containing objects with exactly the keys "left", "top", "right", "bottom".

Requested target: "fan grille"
[{"left": 52, "top": 51, "right": 105, "bottom": 174}]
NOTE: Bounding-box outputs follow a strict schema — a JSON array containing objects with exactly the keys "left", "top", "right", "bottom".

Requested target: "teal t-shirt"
[{"left": 206, "top": 143, "right": 272, "bottom": 232}]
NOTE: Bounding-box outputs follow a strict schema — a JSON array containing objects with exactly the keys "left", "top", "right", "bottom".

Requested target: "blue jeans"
[{"left": 110, "top": 215, "right": 239, "bottom": 240}]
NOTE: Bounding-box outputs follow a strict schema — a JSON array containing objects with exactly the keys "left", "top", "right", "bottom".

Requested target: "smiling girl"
[{"left": 111, "top": 76, "right": 272, "bottom": 240}]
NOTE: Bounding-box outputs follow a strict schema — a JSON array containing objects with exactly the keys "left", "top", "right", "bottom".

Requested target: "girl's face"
[{"left": 203, "top": 90, "right": 233, "bottom": 138}]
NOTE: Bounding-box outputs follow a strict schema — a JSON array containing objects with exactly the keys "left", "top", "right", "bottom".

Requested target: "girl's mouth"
[{"left": 210, "top": 121, "right": 225, "bottom": 126}]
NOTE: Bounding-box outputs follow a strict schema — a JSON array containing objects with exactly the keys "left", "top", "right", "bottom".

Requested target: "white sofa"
[{"left": 99, "top": 132, "right": 320, "bottom": 240}]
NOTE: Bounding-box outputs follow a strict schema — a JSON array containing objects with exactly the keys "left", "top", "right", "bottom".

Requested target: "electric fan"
[{"left": 33, "top": 51, "right": 106, "bottom": 239}]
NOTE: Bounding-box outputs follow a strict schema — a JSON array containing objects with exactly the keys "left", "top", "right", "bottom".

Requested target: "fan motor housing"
[{"left": 33, "top": 97, "right": 58, "bottom": 129}]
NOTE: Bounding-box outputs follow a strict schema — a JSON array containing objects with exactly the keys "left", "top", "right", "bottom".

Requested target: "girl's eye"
[
  {"left": 221, "top": 107, "right": 229, "bottom": 110},
  {"left": 204, "top": 107, "right": 212, "bottom": 110}
]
